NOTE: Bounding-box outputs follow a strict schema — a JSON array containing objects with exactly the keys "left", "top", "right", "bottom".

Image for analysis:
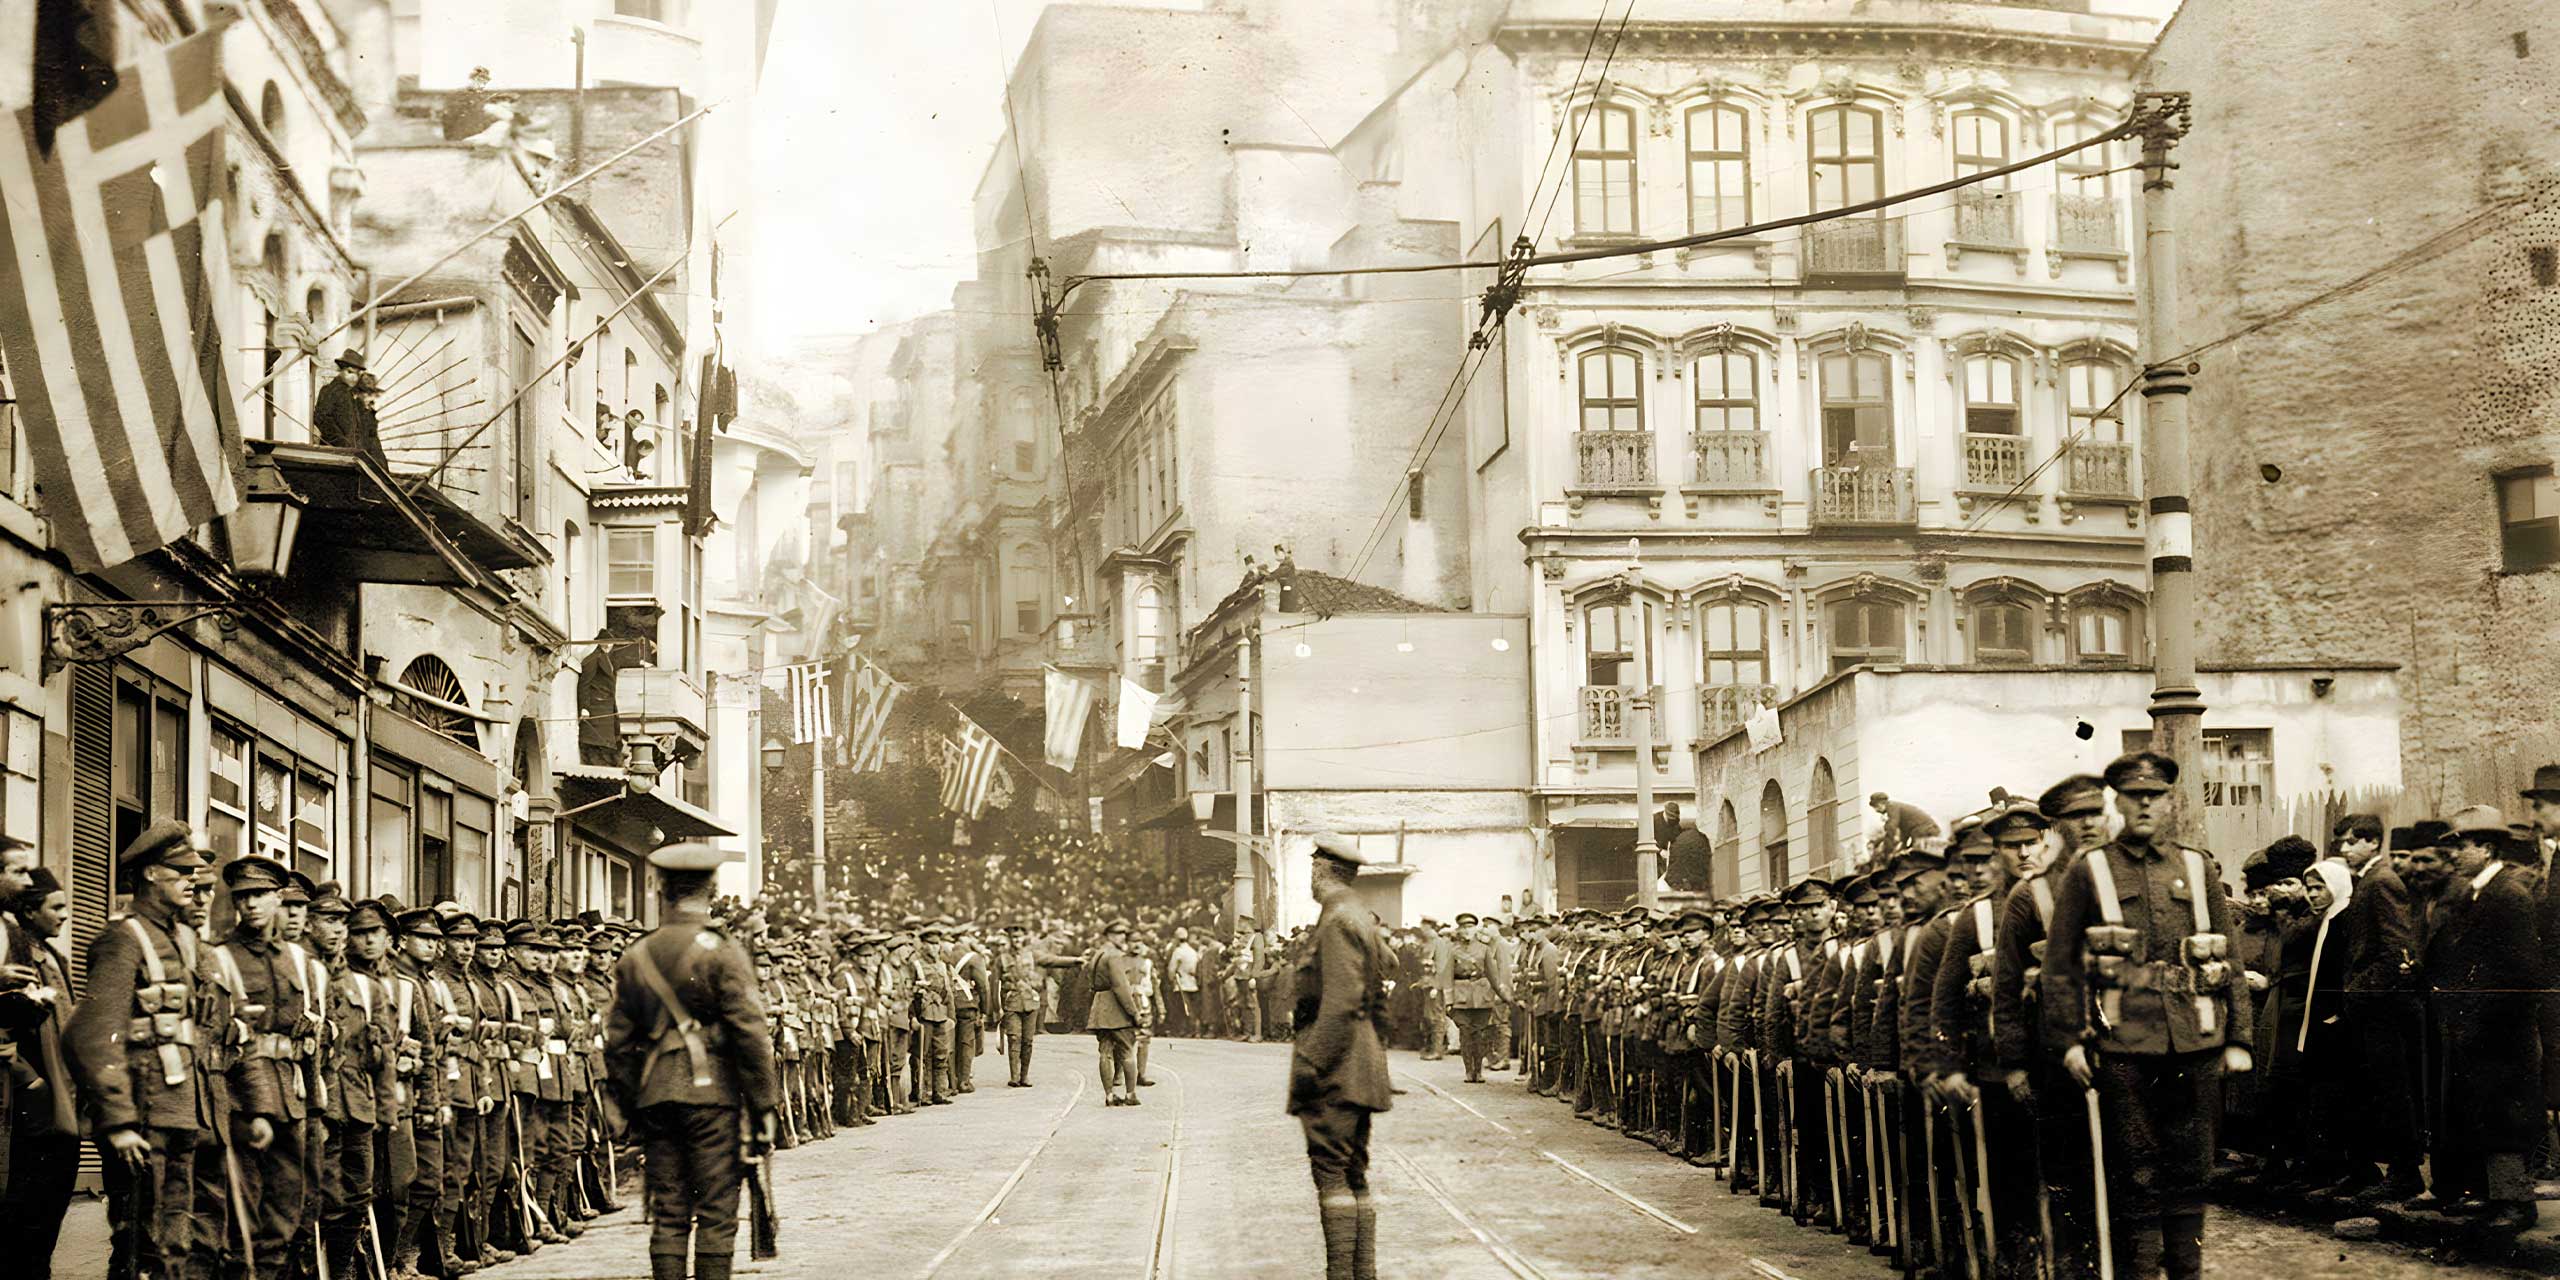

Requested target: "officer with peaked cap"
[
  {"left": 1290, "top": 834, "right": 1389, "bottom": 1280},
  {"left": 603, "top": 843, "right": 776, "bottom": 1280},
  {"left": 386, "top": 904, "right": 456, "bottom": 1275},
  {"left": 69, "top": 820, "right": 227, "bottom": 1280},
  {"left": 2041, "top": 751, "right": 2251, "bottom": 1279}
]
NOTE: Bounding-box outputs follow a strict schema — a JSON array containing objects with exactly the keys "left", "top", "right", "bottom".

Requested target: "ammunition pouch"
[
  {"left": 2182, "top": 932, "right": 2229, "bottom": 964},
  {"left": 2086, "top": 925, "right": 2140, "bottom": 957}
]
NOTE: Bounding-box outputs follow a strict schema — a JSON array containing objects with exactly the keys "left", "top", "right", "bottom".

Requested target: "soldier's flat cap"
[
  {"left": 453, "top": 913, "right": 491, "bottom": 939},
  {"left": 309, "top": 882, "right": 351, "bottom": 917},
  {"left": 649, "top": 841, "right": 737, "bottom": 872},
  {"left": 1742, "top": 898, "right": 1783, "bottom": 924},
  {"left": 222, "top": 854, "right": 291, "bottom": 896},
  {"left": 920, "top": 921, "right": 949, "bottom": 938},
  {"left": 120, "top": 819, "right": 205, "bottom": 874},
  {"left": 1673, "top": 906, "right": 1715, "bottom": 930},
  {"left": 1454, "top": 911, "right": 1480, "bottom": 927},
  {"left": 1309, "top": 832, "right": 1370, "bottom": 868},
  {"left": 507, "top": 921, "right": 558, "bottom": 949},
  {"left": 394, "top": 908, "right": 445, "bottom": 938},
  {"left": 348, "top": 900, "right": 395, "bottom": 932},
  {"left": 1843, "top": 875, "right": 1882, "bottom": 906},
  {"left": 2038, "top": 774, "right": 2108, "bottom": 819},
  {"left": 586, "top": 930, "right": 617, "bottom": 950},
  {"left": 1888, "top": 849, "right": 1948, "bottom": 880},
  {"left": 2104, "top": 751, "right": 2178, "bottom": 794},
  {"left": 280, "top": 871, "right": 315, "bottom": 905}
]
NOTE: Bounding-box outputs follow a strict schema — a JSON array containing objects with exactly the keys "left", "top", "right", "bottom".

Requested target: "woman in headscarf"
[{"left": 2293, "top": 858, "right": 2360, "bottom": 1187}]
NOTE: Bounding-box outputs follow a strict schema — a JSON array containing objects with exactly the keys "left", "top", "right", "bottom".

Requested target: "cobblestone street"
[{"left": 55, "top": 1035, "right": 2519, "bottom": 1280}]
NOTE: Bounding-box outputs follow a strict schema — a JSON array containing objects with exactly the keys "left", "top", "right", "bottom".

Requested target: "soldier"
[
  {"left": 1711, "top": 899, "right": 1769, "bottom": 1196},
  {"left": 512, "top": 923, "right": 575, "bottom": 1245},
  {"left": 1290, "top": 835, "right": 1390, "bottom": 1280},
  {"left": 206, "top": 855, "right": 309, "bottom": 1280},
  {"left": 915, "top": 924, "right": 957, "bottom": 1106},
  {"left": 1992, "top": 775, "right": 2109, "bottom": 1280},
  {"left": 1839, "top": 874, "right": 1903, "bottom": 1256},
  {"left": 309, "top": 885, "right": 394, "bottom": 1280},
  {"left": 68, "top": 822, "right": 230, "bottom": 1280},
  {"left": 459, "top": 917, "right": 519, "bottom": 1268},
  {"left": 2042, "top": 752, "right": 2255, "bottom": 1280},
  {"left": 386, "top": 906, "right": 456, "bottom": 1277},
  {"left": 578, "top": 922, "right": 627, "bottom": 1212},
  {"left": 1085, "top": 920, "right": 1141, "bottom": 1106},
  {"left": 1227, "top": 917, "right": 1261, "bottom": 1043},
  {"left": 428, "top": 910, "right": 491, "bottom": 1273},
  {"left": 275, "top": 872, "right": 336, "bottom": 1280},
  {"left": 1664, "top": 907, "right": 1720, "bottom": 1167},
  {"left": 1890, "top": 847, "right": 1958, "bottom": 1277},
  {"left": 542, "top": 925, "right": 600, "bottom": 1231},
  {"left": 1930, "top": 801, "right": 2041, "bottom": 1279},
  {"left": 1446, "top": 913, "right": 1504, "bottom": 1083},
  {"left": 1415, "top": 918, "right": 1450, "bottom": 1061},
  {"left": 603, "top": 843, "right": 778, "bottom": 1280},
  {"left": 1760, "top": 877, "right": 1835, "bottom": 1227},
  {"left": 880, "top": 934, "right": 917, "bottom": 1114},
  {"left": 995, "top": 921, "right": 1080, "bottom": 1087}
]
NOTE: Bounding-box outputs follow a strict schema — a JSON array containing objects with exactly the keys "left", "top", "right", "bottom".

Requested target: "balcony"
[
  {"left": 613, "top": 666, "right": 710, "bottom": 762},
  {"left": 1580, "top": 684, "right": 1666, "bottom": 746},
  {"left": 1569, "top": 430, "right": 1660, "bottom": 516},
  {"left": 1809, "top": 465, "right": 1917, "bottom": 529},
  {"left": 1698, "top": 683, "right": 1778, "bottom": 742},
  {"left": 2053, "top": 194, "right": 2131, "bottom": 281},
  {"left": 1947, "top": 189, "right": 2026, "bottom": 273},
  {"left": 1803, "top": 217, "right": 1905, "bottom": 282},
  {"left": 1046, "top": 611, "right": 1110, "bottom": 670},
  {"left": 1689, "top": 431, "right": 1770, "bottom": 489},
  {"left": 2059, "top": 439, "right": 2139, "bottom": 525},
  {"left": 1961, "top": 433, "right": 2029, "bottom": 488}
]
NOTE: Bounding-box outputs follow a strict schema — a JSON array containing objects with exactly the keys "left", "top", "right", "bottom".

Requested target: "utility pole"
[
  {"left": 2133, "top": 90, "right": 2207, "bottom": 840},
  {"left": 1631, "top": 630, "right": 1660, "bottom": 911},
  {"left": 1234, "top": 633, "right": 1256, "bottom": 928},
  {"left": 810, "top": 735, "right": 829, "bottom": 908}
]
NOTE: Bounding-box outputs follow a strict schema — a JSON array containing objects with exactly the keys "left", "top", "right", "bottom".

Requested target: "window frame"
[
  {"left": 1806, "top": 103, "right": 1885, "bottom": 215},
  {"left": 1962, "top": 353, "right": 2023, "bottom": 437},
  {"left": 1577, "top": 347, "right": 1646, "bottom": 433},
  {"left": 1571, "top": 103, "right": 1640, "bottom": 237},
  {"left": 1949, "top": 109, "right": 2012, "bottom": 186},
  {"left": 1697, "top": 595, "right": 1770, "bottom": 689},
  {"left": 604, "top": 525, "right": 656, "bottom": 600},
  {"left": 2066, "top": 359, "right": 2128, "bottom": 445},
  {"left": 1818, "top": 350, "right": 1895, "bottom": 465},
  {"left": 2497, "top": 466, "right": 2560, "bottom": 574},
  {"left": 1685, "top": 103, "right": 1750, "bottom": 234},
  {"left": 1582, "top": 595, "right": 1658, "bottom": 687},
  {"left": 2071, "top": 600, "right": 2135, "bottom": 665},
  {"left": 1969, "top": 597, "right": 2038, "bottom": 666},
  {"left": 1825, "top": 595, "right": 1906, "bottom": 674},
  {"left": 1691, "top": 350, "right": 1758, "bottom": 434}
]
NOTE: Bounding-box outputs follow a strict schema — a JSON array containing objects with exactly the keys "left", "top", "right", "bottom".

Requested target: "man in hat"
[
  {"left": 951, "top": 921, "right": 994, "bottom": 1093},
  {"left": 879, "top": 933, "right": 917, "bottom": 1114},
  {"left": 1886, "top": 846, "right": 1958, "bottom": 1274},
  {"left": 2404, "top": 811, "right": 2542, "bottom": 1235},
  {"left": 1, "top": 865, "right": 76, "bottom": 1274},
  {"left": 308, "top": 885, "right": 394, "bottom": 1280},
  {"left": 546, "top": 922, "right": 606, "bottom": 1215},
  {"left": 1762, "top": 877, "right": 1838, "bottom": 1226},
  {"left": 604, "top": 843, "right": 777, "bottom": 1280},
  {"left": 201, "top": 854, "right": 309, "bottom": 1280},
  {"left": 68, "top": 822, "right": 230, "bottom": 1280},
  {"left": 1664, "top": 906, "right": 1723, "bottom": 1167},
  {"left": 994, "top": 922, "right": 1082, "bottom": 1088},
  {"left": 830, "top": 934, "right": 879, "bottom": 1124},
  {"left": 1084, "top": 920, "right": 1142, "bottom": 1106},
  {"left": 311, "top": 348, "right": 369, "bottom": 450},
  {"left": 272, "top": 872, "right": 338, "bottom": 1279},
  {"left": 2042, "top": 752, "right": 2253, "bottom": 1280},
  {"left": 1226, "top": 915, "right": 1262, "bottom": 1042},
  {"left": 1986, "top": 775, "right": 2106, "bottom": 1278},
  {"left": 1931, "top": 800, "right": 2043, "bottom": 1278},
  {"left": 913, "top": 924, "right": 958, "bottom": 1107},
  {"left": 1444, "top": 913, "right": 1503, "bottom": 1083},
  {"left": 1292, "top": 835, "right": 1391, "bottom": 1280},
  {"left": 431, "top": 911, "right": 494, "bottom": 1266}
]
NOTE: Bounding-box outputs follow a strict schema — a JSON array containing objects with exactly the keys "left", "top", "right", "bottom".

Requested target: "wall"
[
  {"left": 2149, "top": 0, "right": 2560, "bottom": 805},
  {"left": 1268, "top": 793, "right": 1538, "bottom": 931},
  {"left": 1260, "top": 612, "right": 1532, "bottom": 790}
]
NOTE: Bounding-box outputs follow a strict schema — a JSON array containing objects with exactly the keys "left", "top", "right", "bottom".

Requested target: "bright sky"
[{"left": 748, "top": 0, "right": 1193, "bottom": 350}]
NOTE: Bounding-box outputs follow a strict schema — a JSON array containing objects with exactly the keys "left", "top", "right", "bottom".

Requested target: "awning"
[
  {"left": 257, "top": 440, "right": 481, "bottom": 586},
  {"left": 406, "top": 478, "right": 543, "bottom": 571},
  {"left": 555, "top": 765, "right": 735, "bottom": 841}
]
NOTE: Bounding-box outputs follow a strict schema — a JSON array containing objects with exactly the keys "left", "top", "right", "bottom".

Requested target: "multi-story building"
[
  {"left": 2150, "top": 0, "right": 2560, "bottom": 805},
  {"left": 1341, "top": 0, "right": 2172, "bottom": 905}
]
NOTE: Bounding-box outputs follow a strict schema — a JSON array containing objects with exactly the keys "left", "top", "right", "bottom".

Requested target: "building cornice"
[{"left": 1493, "top": 21, "right": 2153, "bottom": 71}]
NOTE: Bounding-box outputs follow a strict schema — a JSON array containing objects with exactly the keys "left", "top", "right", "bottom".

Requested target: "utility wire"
[
  {"left": 1527, "top": 0, "right": 1639, "bottom": 254},
  {"left": 1521, "top": 2, "right": 1616, "bottom": 253}
]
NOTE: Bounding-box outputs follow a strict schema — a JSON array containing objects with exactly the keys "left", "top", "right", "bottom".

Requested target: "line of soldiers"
[
  {"left": 745, "top": 914, "right": 1084, "bottom": 1139},
  {"left": 1506, "top": 752, "right": 2286, "bottom": 1280},
  {"left": 66, "top": 819, "right": 639, "bottom": 1280}
]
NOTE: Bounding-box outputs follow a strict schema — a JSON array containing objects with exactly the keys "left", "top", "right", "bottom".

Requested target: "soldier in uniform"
[
  {"left": 577, "top": 922, "right": 626, "bottom": 1212},
  {"left": 1664, "top": 907, "right": 1720, "bottom": 1167},
  {"left": 429, "top": 910, "right": 491, "bottom": 1273},
  {"left": 880, "top": 934, "right": 916, "bottom": 1114},
  {"left": 602, "top": 843, "right": 778, "bottom": 1280},
  {"left": 69, "top": 823, "right": 229, "bottom": 1280},
  {"left": 1445, "top": 913, "right": 1504, "bottom": 1083},
  {"left": 1930, "top": 801, "right": 2041, "bottom": 1278},
  {"left": 459, "top": 916, "right": 518, "bottom": 1268},
  {"left": 1084, "top": 920, "right": 1141, "bottom": 1106},
  {"left": 1760, "top": 877, "right": 1835, "bottom": 1227},
  {"left": 1890, "top": 848, "right": 1957, "bottom": 1276},
  {"left": 540, "top": 925, "right": 599, "bottom": 1232},
  {"left": 950, "top": 923, "right": 991, "bottom": 1094},
  {"left": 2042, "top": 752, "right": 2254, "bottom": 1280},
  {"left": 1227, "top": 918, "right": 1261, "bottom": 1043},
  {"left": 1993, "top": 775, "right": 2108, "bottom": 1280},
  {"left": 386, "top": 906, "right": 454, "bottom": 1277},
  {"left": 307, "top": 886, "right": 383, "bottom": 1280},
  {"left": 1290, "top": 835, "right": 1390, "bottom": 1280},
  {"left": 274, "top": 873, "right": 336, "bottom": 1280},
  {"left": 914, "top": 925, "right": 957, "bottom": 1107},
  {"left": 209, "top": 855, "right": 309, "bottom": 1280},
  {"left": 995, "top": 922, "right": 1079, "bottom": 1087}
]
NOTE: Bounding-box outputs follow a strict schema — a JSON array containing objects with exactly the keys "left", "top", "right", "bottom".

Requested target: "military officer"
[
  {"left": 1446, "top": 913, "right": 1506, "bottom": 1083},
  {"left": 603, "top": 843, "right": 778, "bottom": 1280},
  {"left": 2042, "top": 751, "right": 2254, "bottom": 1280},
  {"left": 208, "top": 855, "right": 309, "bottom": 1280},
  {"left": 995, "top": 921, "right": 1080, "bottom": 1087},
  {"left": 1290, "top": 834, "right": 1390, "bottom": 1280},
  {"left": 1084, "top": 920, "right": 1141, "bottom": 1106}
]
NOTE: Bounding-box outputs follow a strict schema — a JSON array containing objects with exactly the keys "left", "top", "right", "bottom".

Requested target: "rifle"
[
  {"left": 1970, "top": 1094, "right": 1998, "bottom": 1262},
  {"left": 1823, "top": 1069, "right": 1846, "bottom": 1231},
  {"left": 224, "top": 1138, "right": 259, "bottom": 1274},
  {"left": 508, "top": 1095, "right": 544, "bottom": 1244},
  {"left": 745, "top": 1126, "right": 779, "bottom": 1260},
  {"left": 2086, "top": 1086, "right": 2114, "bottom": 1280},
  {"left": 1946, "top": 1098, "right": 1983, "bottom": 1280},
  {"left": 1778, "top": 1059, "right": 1798, "bottom": 1213},
  {"left": 365, "top": 1184, "right": 393, "bottom": 1280},
  {"left": 1745, "top": 1049, "right": 1767, "bottom": 1193},
  {"left": 1861, "top": 1076, "right": 1884, "bottom": 1247},
  {"left": 1922, "top": 1096, "right": 1945, "bottom": 1273}
]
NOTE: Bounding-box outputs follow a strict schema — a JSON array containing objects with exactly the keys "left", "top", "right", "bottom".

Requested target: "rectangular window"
[
  {"left": 112, "top": 679, "right": 187, "bottom": 862},
  {"left": 369, "top": 760, "right": 414, "bottom": 906},
  {"left": 1819, "top": 352, "right": 1894, "bottom": 465},
  {"left": 1963, "top": 356, "right": 2020, "bottom": 435},
  {"left": 454, "top": 792, "right": 493, "bottom": 914},
  {"left": 1807, "top": 105, "right": 1882, "bottom": 213},
  {"left": 295, "top": 767, "right": 334, "bottom": 874},
  {"left": 606, "top": 526, "right": 655, "bottom": 598},
  {"left": 1700, "top": 599, "right": 1768, "bottom": 687},
  {"left": 253, "top": 751, "right": 292, "bottom": 862},
  {"left": 2121, "top": 727, "right": 2272, "bottom": 809},
  {"left": 1011, "top": 565, "right": 1040, "bottom": 636},
  {"left": 1572, "top": 105, "right": 1639, "bottom": 236},
  {"left": 1827, "top": 597, "right": 1904, "bottom": 674},
  {"left": 2500, "top": 468, "right": 2560, "bottom": 573},
  {"left": 2073, "top": 604, "right": 2132, "bottom": 664},
  {"left": 2067, "top": 361, "right": 2126, "bottom": 444},
  {"left": 1686, "top": 105, "right": 1749, "bottom": 234},
  {"left": 417, "top": 785, "right": 452, "bottom": 903},
  {"left": 511, "top": 323, "right": 539, "bottom": 520}
]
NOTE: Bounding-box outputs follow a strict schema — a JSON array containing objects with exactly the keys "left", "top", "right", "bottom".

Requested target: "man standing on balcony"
[{"left": 1668, "top": 816, "right": 1714, "bottom": 895}]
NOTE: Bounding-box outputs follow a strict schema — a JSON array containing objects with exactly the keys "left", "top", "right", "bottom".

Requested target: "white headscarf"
[{"left": 2297, "top": 859, "right": 2356, "bottom": 1054}]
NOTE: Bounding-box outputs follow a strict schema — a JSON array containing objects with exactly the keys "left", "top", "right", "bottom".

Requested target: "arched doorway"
[
  {"left": 1759, "top": 780, "right": 1789, "bottom": 891},
  {"left": 1715, "top": 800, "right": 1740, "bottom": 899},
  {"left": 1810, "top": 759, "right": 1840, "bottom": 877}
]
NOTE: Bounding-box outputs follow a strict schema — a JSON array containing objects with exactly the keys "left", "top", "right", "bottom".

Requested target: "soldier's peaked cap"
[
  {"left": 1843, "top": 874, "right": 1881, "bottom": 905},
  {"left": 119, "top": 819, "right": 205, "bottom": 875},
  {"left": 1783, "top": 877, "right": 1835, "bottom": 906},
  {"left": 1987, "top": 800, "right": 2052, "bottom": 839},
  {"left": 1889, "top": 848, "right": 1949, "bottom": 879},
  {"left": 222, "top": 854, "right": 291, "bottom": 896},
  {"left": 347, "top": 900, "right": 394, "bottom": 932},
  {"left": 2104, "top": 751, "right": 2178, "bottom": 794},
  {"left": 649, "top": 841, "right": 736, "bottom": 872},
  {"left": 393, "top": 907, "right": 444, "bottom": 937},
  {"left": 280, "top": 871, "right": 315, "bottom": 904},
  {"left": 1454, "top": 911, "right": 1480, "bottom": 926},
  {"left": 442, "top": 912, "right": 482, "bottom": 939},
  {"left": 1309, "top": 832, "right": 1371, "bottom": 868},
  {"left": 309, "top": 882, "right": 352, "bottom": 916},
  {"left": 2038, "top": 774, "right": 2108, "bottom": 818},
  {"left": 506, "top": 921, "right": 556, "bottom": 948},
  {"left": 1673, "top": 906, "right": 1715, "bottom": 930},
  {"left": 1742, "top": 898, "right": 1783, "bottom": 923}
]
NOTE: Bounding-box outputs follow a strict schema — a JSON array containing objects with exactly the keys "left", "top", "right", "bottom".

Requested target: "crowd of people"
[{"left": 1414, "top": 753, "right": 2560, "bottom": 1279}]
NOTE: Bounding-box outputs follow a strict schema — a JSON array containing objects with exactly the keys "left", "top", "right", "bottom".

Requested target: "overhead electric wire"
[
  {"left": 1521, "top": 1, "right": 1616, "bottom": 252},
  {"left": 1527, "top": 0, "right": 1639, "bottom": 254}
]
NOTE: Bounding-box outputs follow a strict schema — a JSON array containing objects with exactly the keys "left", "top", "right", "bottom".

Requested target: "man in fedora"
[{"left": 311, "top": 349, "right": 368, "bottom": 453}]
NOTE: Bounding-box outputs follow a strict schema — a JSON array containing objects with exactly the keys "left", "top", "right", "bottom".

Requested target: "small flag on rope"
[
  {"left": 939, "top": 717, "right": 1003, "bottom": 820},
  {"left": 786, "top": 662, "right": 833, "bottom": 745},
  {"left": 845, "top": 652, "right": 902, "bottom": 773},
  {"left": 1043, "top": 665, "right": 1096, "bottom": 771}
]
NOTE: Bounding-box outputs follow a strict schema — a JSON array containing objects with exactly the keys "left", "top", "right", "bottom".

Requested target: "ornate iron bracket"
[{"left": 43, "top": 600, "right": 246, "bottom": 681}]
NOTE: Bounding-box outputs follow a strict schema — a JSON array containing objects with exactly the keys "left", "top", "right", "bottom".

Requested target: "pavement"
[{"left": 45, "top": 1034, "right": 2560, "bottom": 1278}]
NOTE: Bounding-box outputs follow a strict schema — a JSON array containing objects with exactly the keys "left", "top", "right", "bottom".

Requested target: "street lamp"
[
  {"left": 225, "top": 453, "right": 308, "bottom": 579},
  {"left": 762, "top": 737, "right": 787, "bottom": 772}
]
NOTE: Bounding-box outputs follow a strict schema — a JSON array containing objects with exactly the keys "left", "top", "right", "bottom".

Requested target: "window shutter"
[{"left": 67, "top": 662, "right": 115, "bottom": 988}]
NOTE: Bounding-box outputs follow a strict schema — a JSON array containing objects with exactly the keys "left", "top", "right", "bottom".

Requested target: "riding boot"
[
  {"left": 1318, "top": 1192, "right": 1359, "bottom": 1280},
  {"left": 649, "top": 1252, "right": 687, "bottom": 1280},
  {"left": 696, "top": 1249, "right": 734, "bottom": 1280},
  {"left": 391, "top": 1243, "right": 426, "bottom": 1280},
  {"left": 1352, "top": 1190, "right": 1379, "bottom": 1280}
]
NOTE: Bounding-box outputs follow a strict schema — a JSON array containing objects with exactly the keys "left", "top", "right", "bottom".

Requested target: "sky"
[{"left": 747, "top": 0, "right": 1194, "bottom": 352}]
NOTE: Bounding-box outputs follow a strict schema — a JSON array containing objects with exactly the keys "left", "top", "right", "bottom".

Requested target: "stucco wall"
[
  {"left": 1268, "top": 792, "right": 1538, "bottom": 930},
  {"left": 2149, "top": 0, "right": 2560, "bottom": 803}
]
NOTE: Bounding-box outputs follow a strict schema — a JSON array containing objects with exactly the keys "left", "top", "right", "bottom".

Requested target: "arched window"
[
  {"left": 1697, "top": 594, "right": 1771, "bottom": 737},
  {"left": 1715, "top": 800, "right": 1741, "bottom": 899},
  {"left": 2066, "top": 359, "right": 2126, "bottom": 445},
  {"left": 1818, "top": 351, "right": 1894, "bottom": 465},
  {"left": 394, "top": 656, "right": 477, "bottom": 747},
  {"left": 1950, "top": 110, "right": 2010, "bottom": 184},
  {"left": 2053, "top": 116, "right": 2125, "bottom": 252},
  {"left": 1962, "top": 354, "right": 2020, "bottom": 436},
  {"left": 1809, "top": 759, "right": 1840, "bottom": 877},
  {"left": 260, "top": 82, "right": 287, "bottom": 142},
  {"left": 1572, "top": 103, "right": 1638, "bottom": 236},
  {"left": 2072, "top": 600, "right": 2134, "bottom": 665},
  {"left": 1806, "top": 104, "right": 1883, "bottom": 213},
  {"left": 1970, "top": 597, "right": 2036, "bottom": 665},
  {"left": 304, "top": 286, "right": 328, "bottom": 327},
  {"left": 1692, "top": 349, "right": 1761, "bottom": 486},
  {"left": 1582, "top": 595, "right": 1657, "bottom": 687},
  {"left": 1686, "top": 104, "right": 1749, "bottom": 233},
  {"left": 1760, "top": 780, "right": 1790, "bottom": 890},
  {"left": 1578, "top": 348, "right": 1644, "bottom": 432},
  {"left": 1826, "top": 594, "right": 1904, "bottom": 674}
]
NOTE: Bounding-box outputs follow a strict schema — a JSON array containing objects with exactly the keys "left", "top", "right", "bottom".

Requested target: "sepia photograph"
[{"left": 0, "top": 0, "right": 2554, "bottom": 1276}]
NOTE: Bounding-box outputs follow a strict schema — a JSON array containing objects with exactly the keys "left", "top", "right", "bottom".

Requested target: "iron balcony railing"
[
  {"left": 2054, "top": 193, "right": 2122, "bottom": 253},
  {"left": 1698, "top": 683, "right": 1778, "bottom": 740},
  {"left": 2065, "top": 440, "right": 2136, "bottom": 498},
  {"left": 1803, "top": 217, "right": 1906, "bottom": 278},
  {"left": 1580, "top": 684, "right": 1666, "bottom": 744},
  {"left": 1690, "top": 431, "right": 1770, "bottom": 488},
  {"left": 1809, "top": 465, "right": 1917, "bottom": 527},
  {"left": 1575, "top": 430, "right": 1657, "bottom": 488},
  {"left": 1953, "top": 187, "right": 2022, "bottom": 247},
  {"left": 1962, "top": 433, "right": 2029, "bottom": 488}
]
